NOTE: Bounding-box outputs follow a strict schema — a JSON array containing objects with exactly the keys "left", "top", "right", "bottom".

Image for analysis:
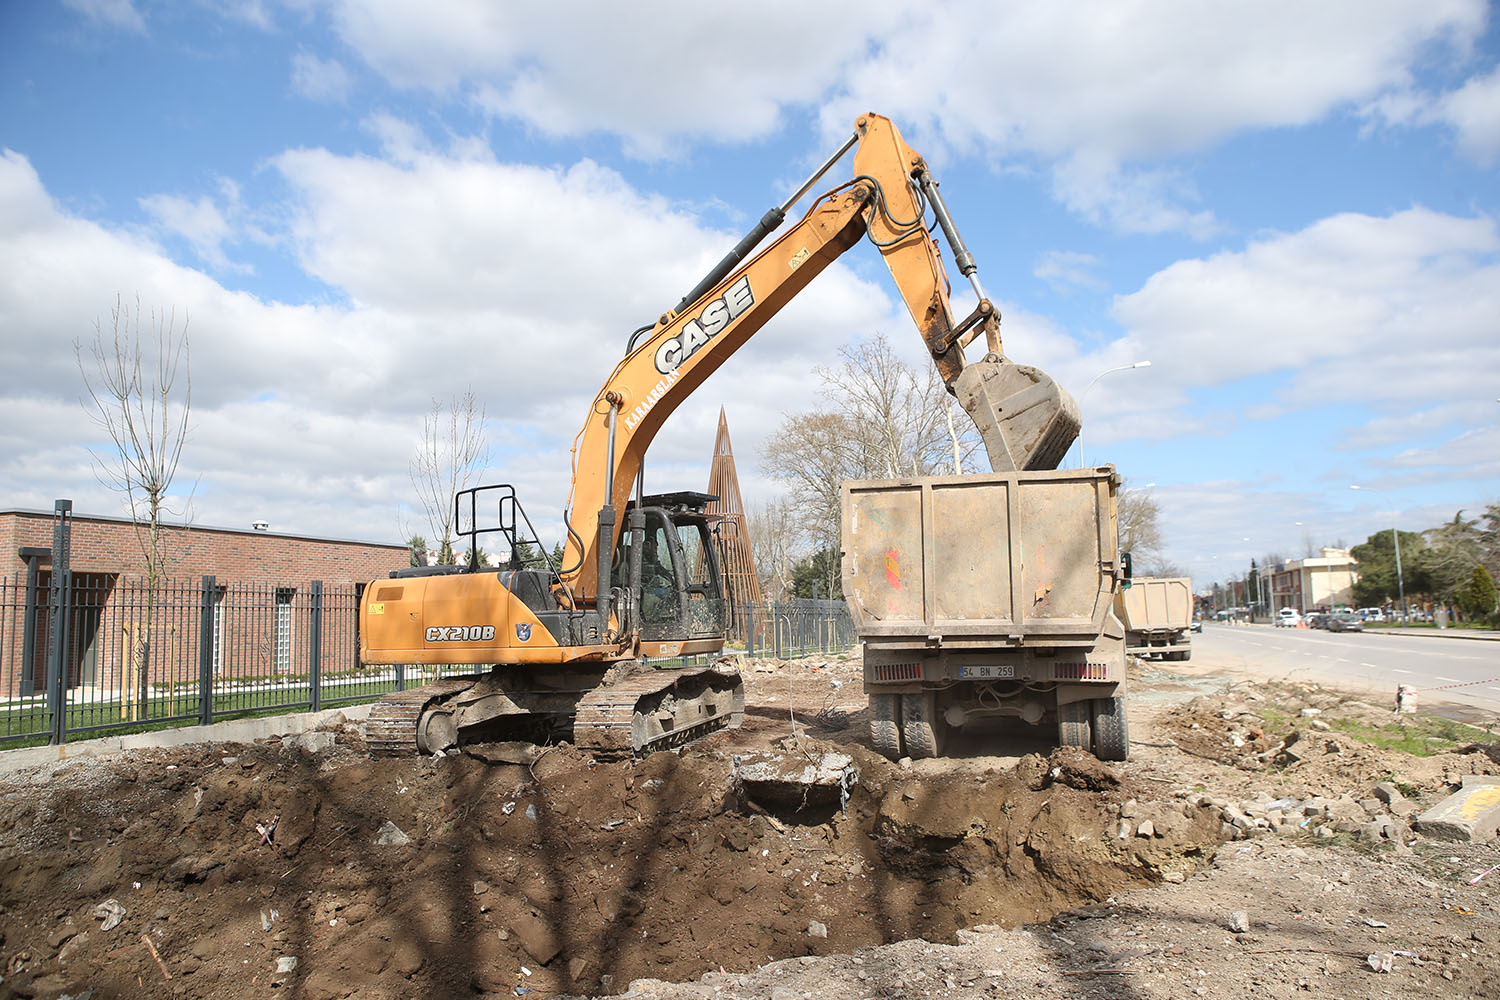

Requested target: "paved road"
[{"left": 1187, "top": 623, "right": 1500, "bottom": 723}]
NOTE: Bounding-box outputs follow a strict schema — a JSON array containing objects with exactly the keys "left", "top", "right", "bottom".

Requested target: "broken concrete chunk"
[
  {"left": 1416, "top": 775, "right": 1500, "bottom": 843},
  {"left": 374, "top": 821, "right": 411, "bottom": 846}
]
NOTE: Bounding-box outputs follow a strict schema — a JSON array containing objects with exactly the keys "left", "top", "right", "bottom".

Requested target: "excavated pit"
[{"left": 0, "top": 725, "right": 1223, "bottom": 999}]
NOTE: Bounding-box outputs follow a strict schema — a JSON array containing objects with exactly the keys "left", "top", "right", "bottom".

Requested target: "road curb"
[{"left": 0, "top": 703, "right": 373, "bottom": 777}]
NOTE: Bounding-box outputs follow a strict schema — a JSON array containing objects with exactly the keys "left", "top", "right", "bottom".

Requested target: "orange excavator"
[{"left": 358, "top": 113, "right": 1080, "bottom": 756}]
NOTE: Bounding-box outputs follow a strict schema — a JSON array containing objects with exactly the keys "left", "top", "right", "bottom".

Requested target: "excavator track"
[
  {"left": 365, "top": 677, "right": 482, "bottom": 756},
  {"left": 573, "top": 665, "right": 745, "bottom": 755}
]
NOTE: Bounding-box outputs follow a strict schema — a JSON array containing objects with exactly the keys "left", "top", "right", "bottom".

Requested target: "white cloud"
[
  {"left": 300, "top": 1, "right": 1487, "bottom": 232},
  {"left": 1033, "top": 251, "right": 1104, "bottom": 292},
  {"left": 62, "top": 0, "right": 145, "bottom": 33},
  {"left": 0, "top": 139, "right": 906, "bottom": 544},
  {"left": 290, "top": 49, "right": 353, "bottom": 104},
  {"left": 1435, "top": 64, "right": 1500, "bottom": 165},
  {"left": 1093, "top": 207, "right": 1500, "bottom": 459}
]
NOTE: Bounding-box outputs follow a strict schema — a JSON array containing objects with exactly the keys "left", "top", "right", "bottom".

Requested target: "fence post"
[
  {"left": 198, "top": 576, "right": 215, "bottom": 727},
  {"left": 45, "top": 500, "right": 73, "bottom": 745},
  {"left": 309, "top": 582, "right": 323, "bottom": 713}
]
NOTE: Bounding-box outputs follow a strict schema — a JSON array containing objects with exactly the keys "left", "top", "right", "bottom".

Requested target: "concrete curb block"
[
  {"left": 0, "top": 703, "right": 373, "bottom": 777},
  {"left": 1416, "top": 775, "right": 1500, "bottom": 843}
]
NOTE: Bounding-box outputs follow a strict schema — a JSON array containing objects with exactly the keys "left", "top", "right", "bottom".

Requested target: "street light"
[
  {"left": 1077, "top": 361, "right": 1151, "bottom": 466},
  {"left": 1350, "top": 484, "right": 1406, "bottom": 621}
]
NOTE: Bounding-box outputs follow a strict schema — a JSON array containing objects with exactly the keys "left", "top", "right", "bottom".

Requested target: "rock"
[
  {"left": 56, "top": 931, "right": 89, "bottom": 965},
  {"left": 1416, "top": 776, "right": 1500, "bottom": 843},
  {"left": 91, "top": 899, "right": 125, "bottom": 932},
  {"left": 1300, "top": 708, "right": 1321, "bottom": 717},
  {"left": 285, "top": 732, "right": 335, "bottom": 754},
  {"left": 1161, "top": 871, "right": 1186, "bottom": 884},
  {"left": 1136, "top": 820, "right": 1155, "bottom": 838},
  {"left": 47, "top": 922, "right": 80, "bottom": 949},
  {"left": 509, "top": 910, "right": 561, "bottom": 965},
  {"left": 276, "top": 956, "right": 299, "bottom": 974},
  {"left": 374, "top": 821, "right": 411, "bottom": 846},
  {"left": 1228, "top": 910, "right": 1251, "bottom": 933},
  {"left": 1367, "top": 952, "right": 1393, "bottom": 973},
  {"left": 807, "top": 920, "right": 828, "bottom": 938}
]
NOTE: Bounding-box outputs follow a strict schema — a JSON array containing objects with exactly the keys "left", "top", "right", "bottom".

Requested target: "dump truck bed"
[{"left": 841, "top": 467, "right": 1122, "bottom": 646}]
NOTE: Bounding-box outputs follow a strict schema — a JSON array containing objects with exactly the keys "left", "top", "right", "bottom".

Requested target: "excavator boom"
[{"left": 560, "top": 113, "right": 1078, "bottom": 599}]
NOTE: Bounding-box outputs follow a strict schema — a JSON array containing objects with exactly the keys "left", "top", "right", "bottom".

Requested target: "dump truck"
[
  {"left": 842, "top": 467, "right": 1130, "bottom": 762},
  {"left": 1113, "top": 576, "right": 1193, "bottom": 661}
]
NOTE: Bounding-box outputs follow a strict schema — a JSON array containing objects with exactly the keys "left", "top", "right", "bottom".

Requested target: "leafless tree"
[
  {"left": 762, "top": 334, "right": 976, "bottom": 548},
  {"left": 76, "top": 295, "right": 191, "bottom": 717},
  {"left": 746, "top": 496, "right": 804, "bottom": 601},
  {"left": 410, "top": 389, "right": 490, "bottom": 564},
  {"left": 76, "top": 295, "right": 192, "bottom": 580},
  {"left": 1116, "top": 482, "right": 1162, "bottom": 566}
]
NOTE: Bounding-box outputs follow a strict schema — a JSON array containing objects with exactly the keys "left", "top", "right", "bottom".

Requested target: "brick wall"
[{"left": 2, "top": 508, "right": 409, "bottom": 583}]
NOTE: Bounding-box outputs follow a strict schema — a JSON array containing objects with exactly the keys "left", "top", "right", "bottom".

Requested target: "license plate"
[{"left": 959, "top": 664, "right": 1014, "bottom": 679}]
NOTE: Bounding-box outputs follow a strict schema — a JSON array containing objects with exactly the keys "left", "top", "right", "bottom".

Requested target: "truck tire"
[
  {"left": 870, "top": 692, "right": 903, "bottom": 760},
  {"left": 1057, "top": 700, "right": 1092, "bottom": 751},
  {"left": 1091, "top": 695, "right": 1130, "bottom": 761},
  {"left": 901, "top": 691, "right": 943, "bottom": 759}
]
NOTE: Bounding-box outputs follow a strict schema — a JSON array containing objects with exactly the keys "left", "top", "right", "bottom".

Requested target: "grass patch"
[{"left": 1327, "top": 714, "right": 1475, "bottom": 756}]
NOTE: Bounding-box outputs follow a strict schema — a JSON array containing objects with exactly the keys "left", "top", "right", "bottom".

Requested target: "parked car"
[
  {"left": 1327, "top": 612, "right": 1363, "bottom": 633},
  {"left": 1275, "top": 608, "right": 1301, "bottom": 628},
  {"left": 1358, "top": 607, "right": 1385, "bottom": 622},
  {"left": 1305, "top": 612, "right": 1328, "bottom": 629}
]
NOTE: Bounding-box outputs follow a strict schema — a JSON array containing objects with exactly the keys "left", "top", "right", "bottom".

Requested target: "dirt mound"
[{"left": 0, "top": 716, "right": 1217, "bottom": 999}]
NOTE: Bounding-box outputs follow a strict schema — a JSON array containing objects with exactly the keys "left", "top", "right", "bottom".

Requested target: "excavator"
[{"left": 358, "top": 113, "right": 1080, "bottom": 756}]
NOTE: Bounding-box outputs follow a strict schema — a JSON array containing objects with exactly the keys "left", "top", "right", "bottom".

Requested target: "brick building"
[{"left": 2, "top": 505, "right": 410, "bottom": 699}]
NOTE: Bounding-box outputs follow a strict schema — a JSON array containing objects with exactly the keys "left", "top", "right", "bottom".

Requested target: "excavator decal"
[
  {"left": 623, "top": 368, "right": 681, "bottom": 432},
  {"left": 653, "top": 275, "right": 755, "bottom": 374}
]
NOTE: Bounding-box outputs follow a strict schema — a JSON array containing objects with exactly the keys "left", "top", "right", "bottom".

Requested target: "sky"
[{"left": 1, "top": 0, "right": 1498, "bottom": 590}]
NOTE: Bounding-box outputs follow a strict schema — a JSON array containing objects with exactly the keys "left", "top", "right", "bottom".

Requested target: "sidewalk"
[
  {"left": 1210, "top": 621, "right": 1499, "bottom": 641},
  {"left": 1363, "top": 626, "right": 1500, "bottom": 642}
]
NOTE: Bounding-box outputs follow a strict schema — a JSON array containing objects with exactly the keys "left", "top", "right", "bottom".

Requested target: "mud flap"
[{"left": 955, "top": 354, "right": 1081, "bottom": 472}]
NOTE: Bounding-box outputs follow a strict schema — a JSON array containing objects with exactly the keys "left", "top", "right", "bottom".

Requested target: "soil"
[{"left": 1, "top": 649, "right": 1498, "bottom": 1000}]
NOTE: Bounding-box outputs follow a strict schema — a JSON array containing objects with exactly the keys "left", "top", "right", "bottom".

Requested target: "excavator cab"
[{"left": 612, "top": 492, "right": 728, "bottom": 645}]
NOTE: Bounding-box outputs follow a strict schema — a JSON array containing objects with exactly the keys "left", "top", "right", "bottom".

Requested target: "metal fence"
[
  {"left": 1, "top": 570, "right": 859, "bottom": 750},
  {"left": 726, "top": 598, "right": 858, "bottom": 660}
]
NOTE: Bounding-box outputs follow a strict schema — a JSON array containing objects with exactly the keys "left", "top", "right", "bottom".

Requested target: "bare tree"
[
  {"left": 75, "top": 295, "right": 190, "bottom": 718},
  {"left": 410, "top": 389, "right": 490, "bottom": 564},
  {"left": 1116, "top": 482, "right": 1162, "bottom": 566},
  {"left": 76, "top": 294, "right": 191, "bottom": 577},
  {"left": 746, "top": 496, "right": 805, "bottom": 601},
  {"left": 762, "top": 334, "right": 976, "bottom": 549}
]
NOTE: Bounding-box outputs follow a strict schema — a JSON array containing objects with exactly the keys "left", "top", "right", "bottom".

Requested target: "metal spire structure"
[{"left": 705, "top": 408, "right": 763, "bottom": 636}]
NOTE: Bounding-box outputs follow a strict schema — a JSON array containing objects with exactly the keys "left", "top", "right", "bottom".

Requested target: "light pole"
[
  {"left": 1350, "top": 484, "right": 1405, "bottom": 622},
  {"left": 1077, "top": 361, "right": 1151, "bottom": 467}
]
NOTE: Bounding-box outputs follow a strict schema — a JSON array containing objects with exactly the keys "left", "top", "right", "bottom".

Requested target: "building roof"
[{"left": 0, "top": 506, "right": 407, "bottom": 551}]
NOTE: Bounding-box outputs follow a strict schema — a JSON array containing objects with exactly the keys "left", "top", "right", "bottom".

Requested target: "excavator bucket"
[{"left": 954, "top": 355, "right": 1081, "bottom": 472}]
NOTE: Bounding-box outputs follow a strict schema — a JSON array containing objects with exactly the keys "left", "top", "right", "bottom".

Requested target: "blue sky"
[{"left": 2, "top": 0, "right": 1498, "bottom": 590}]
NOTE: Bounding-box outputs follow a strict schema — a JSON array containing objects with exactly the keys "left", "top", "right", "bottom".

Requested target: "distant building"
[{"left": 1271, "top": 548, "right": 1359, "bottom": 612}]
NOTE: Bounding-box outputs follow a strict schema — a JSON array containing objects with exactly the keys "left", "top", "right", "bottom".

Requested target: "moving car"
[
  {"left": 1327, "top": 612, "right": 1363, "bottom": 633},
  {"left": 1275, "top": 608, "right": 1301, "bottom": 628}
]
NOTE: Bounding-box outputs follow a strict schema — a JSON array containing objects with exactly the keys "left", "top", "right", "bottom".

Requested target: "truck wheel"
[
  {"left": 1057, "top": 700, "right": 1092, "bottom": 751},
  {"left": 869, "top": 692, "right": 903, "bottom": 760},
  {"left": 1091, "top": 696, "right": 1130, "bottom": 761},
  {"left": 901, "top": 691, "right": 944, "bottom": 759}
]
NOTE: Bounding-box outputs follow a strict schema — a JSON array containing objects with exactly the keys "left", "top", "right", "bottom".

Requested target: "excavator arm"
[{"left": 560, "top": 113, "right": 1079, "bottom": 600}]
